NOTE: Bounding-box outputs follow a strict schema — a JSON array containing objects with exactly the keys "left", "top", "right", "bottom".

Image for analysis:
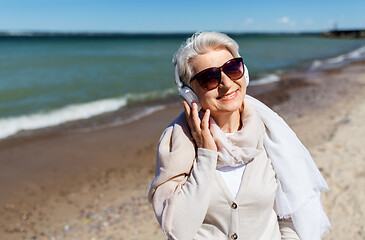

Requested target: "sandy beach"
[{"left": 0, "top": 60, "right": 365, "bottom": 240}]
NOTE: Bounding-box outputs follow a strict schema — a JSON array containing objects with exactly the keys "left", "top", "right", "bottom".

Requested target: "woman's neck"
[{"left": 211, "top": 110, "right": 242, "bottom": 133}]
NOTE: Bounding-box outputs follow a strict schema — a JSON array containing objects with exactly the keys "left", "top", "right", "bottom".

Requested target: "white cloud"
[
  {"left": 244, "top": 18, "right": 254, "bottom": 25},
  {"left": 278, "top": 16, "right": 296, "bottom": 27},
  {"left": 279, "top": 16, "right": 290, "bottom": 24},
  {"left": 304, "top": 19, "right": 314, "bottom": 25}
]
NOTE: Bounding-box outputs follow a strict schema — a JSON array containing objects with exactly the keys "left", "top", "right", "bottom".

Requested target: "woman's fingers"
[
  {"left": 183, "top": 101, "right": 195, "bottom": 129},
  {"left": 183, "top": 101, "right": 191, "bottom": 119},
  {"left": 201, "top": 109, "right": 210, "bottom": 132},
  {"left": 184, "top": 101, "right": 201, "bottom": 132},
  {"left": 184, "top": 101, "right": 200, "bottom": 136},
  {"left": 191, "top": 102, "right": 201, "bottom": 131},
  {"left": 184, "top": 102, "right": 216, "bottom": 151},
  {"left": 184, "top": 101, "right": 202, "bottom": 144},
  {"left": 201, "top": 109, "right": 217, "bottom": 151}
]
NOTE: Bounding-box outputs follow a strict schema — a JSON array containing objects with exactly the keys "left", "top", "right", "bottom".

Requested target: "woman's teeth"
[{"left": 218, "top": 90, "right": 237, "bottom": 100}]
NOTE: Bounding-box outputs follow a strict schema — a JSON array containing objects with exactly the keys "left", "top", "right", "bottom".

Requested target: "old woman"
[{"left": 148, "top": 31, "right": 330, "bottom": 240}]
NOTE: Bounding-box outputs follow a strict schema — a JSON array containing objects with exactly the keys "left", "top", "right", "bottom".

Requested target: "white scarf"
[
  {"left": 210, "top": 102, "right": 265, "bottom": 169},
  {"left": 210, "top": 95, "right": 331, "bottom": 240}
]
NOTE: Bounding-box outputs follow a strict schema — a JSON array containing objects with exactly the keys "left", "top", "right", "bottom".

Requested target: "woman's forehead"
[{"left": 191, "top": 49, "right": 234, "bottom": 72}]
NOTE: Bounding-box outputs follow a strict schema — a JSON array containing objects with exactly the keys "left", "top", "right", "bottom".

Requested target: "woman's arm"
[
  {"left": 162, "top": 148, "right": 218, "bottom": 239},
  {"left": 151, "top": 102, "right": 218, "bottom": 239},
  {"left": 150, "top": 148, "right": 218, "bottom": 239}
]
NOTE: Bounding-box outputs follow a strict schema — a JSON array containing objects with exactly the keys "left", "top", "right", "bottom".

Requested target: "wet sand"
[{"left": 0, "top": 60, "right": 364, "bottom": 239}]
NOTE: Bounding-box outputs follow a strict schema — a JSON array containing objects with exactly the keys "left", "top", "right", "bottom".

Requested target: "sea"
[{"left": 0, "top": 33, "right": 364, "bottom": 140}]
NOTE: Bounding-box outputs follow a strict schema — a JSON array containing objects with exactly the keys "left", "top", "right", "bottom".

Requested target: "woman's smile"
[{"left": 217, "top": 89, "right": 239, "bottom": 100}]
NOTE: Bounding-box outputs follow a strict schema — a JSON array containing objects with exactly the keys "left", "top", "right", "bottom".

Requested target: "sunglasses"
[{"left": 190, "top": 57, "right": 244, "bottom": 91}]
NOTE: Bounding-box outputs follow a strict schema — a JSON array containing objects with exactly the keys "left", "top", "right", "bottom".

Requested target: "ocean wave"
[
  {"left": 310, "top": 45, "right": 365, "bottom": 70},
  {"left": 123, "top": 88, "right": 176, "bottom": 103},
  {"left": 67, "top": 105, "right": 166, "bottom": 135},
  {"left": 0, "top": 88, "right": 176, "bottom": 140},
  {"left": 250, "top": 74, "right": 280, "bottom": 86},
  {"left": 347, "top": 45, "right": 365, "bottom": 59}
]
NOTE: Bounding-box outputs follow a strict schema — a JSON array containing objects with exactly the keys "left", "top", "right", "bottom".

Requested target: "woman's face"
[{"left": 190, "top": 49, "right": 246, "bottom": 116}]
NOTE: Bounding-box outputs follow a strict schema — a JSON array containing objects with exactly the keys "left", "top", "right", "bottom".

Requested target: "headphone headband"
[{"left": 174, "top": 65, "right": 183, "bottom": 89}]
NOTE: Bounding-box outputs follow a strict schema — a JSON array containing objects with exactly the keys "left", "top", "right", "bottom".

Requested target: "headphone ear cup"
[
  {"left": 180, "top": 86, "right": 201, "bottom": 110},
  {"left": 244, "top": 64, "right": 249, "bottom": 86},
  {"left": 174, "top": 65, "right": 201, "bottom": 110}
]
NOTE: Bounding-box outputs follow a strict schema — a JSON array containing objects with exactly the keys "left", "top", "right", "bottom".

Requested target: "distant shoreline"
[
  {"left": 0, "top": 31, "right": 322, "bottom": 38},
  {"left": 1, "top": 29, "right": 364, "bottom": 39},
  {"left": 321, "top": 29, "right": 365, "bottom": 39}
]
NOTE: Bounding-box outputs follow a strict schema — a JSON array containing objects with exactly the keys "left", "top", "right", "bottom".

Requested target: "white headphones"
[
  {"left": 174, "top": 65, "right": 202, "bottom": 110},
  {"left": 174, "top": 62, "right": 250, "bottom": 111}
]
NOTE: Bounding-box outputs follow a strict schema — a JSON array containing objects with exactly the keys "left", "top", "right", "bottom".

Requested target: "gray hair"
[{"left": 173, "top": 31, "right": 240, "bottom": 86}]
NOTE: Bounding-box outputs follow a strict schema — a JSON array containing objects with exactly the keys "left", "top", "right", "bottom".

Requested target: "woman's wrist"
[{"left": 197, "top": 148, "right": 219, "bottom": 158}]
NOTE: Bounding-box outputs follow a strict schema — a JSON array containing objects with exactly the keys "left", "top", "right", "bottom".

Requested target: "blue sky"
[{"left": 1, "top": 0, "right": 364, "bottom": 33}]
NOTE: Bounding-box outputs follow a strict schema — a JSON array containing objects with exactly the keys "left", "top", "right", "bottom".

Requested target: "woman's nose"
[{"left": 219, "top": 72, "right": 233, "bottom": 88}]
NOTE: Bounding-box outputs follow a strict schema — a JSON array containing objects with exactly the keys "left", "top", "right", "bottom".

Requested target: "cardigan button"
[
  {"left": 231, "top": 202, "right": 237, "bottom": 209},
  {"left": 231, "top": 233, "right": 238, "bottom": 239}
]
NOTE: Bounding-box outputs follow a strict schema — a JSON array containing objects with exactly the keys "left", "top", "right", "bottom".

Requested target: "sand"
[{"left": 0, "top": 61, "right": 364, "bottom": 240}]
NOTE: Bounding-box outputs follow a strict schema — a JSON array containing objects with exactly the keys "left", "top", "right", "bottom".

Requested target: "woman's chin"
[
  {"left": 210, "top": 101, "right": 243, "bottom": 115},
  {"left": 220, "top": 96, "right": 243, "bottom": 111}
]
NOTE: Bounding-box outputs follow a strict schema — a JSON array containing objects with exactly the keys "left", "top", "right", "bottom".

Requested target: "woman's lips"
[{"left": 217, "top": 90, "right": 238, "bottom": 101}]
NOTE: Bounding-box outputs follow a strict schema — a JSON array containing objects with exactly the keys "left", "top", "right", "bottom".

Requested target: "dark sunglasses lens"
[
  {"left": 224, "top": 59, "right": 244, "bottom": 80},
  {"left": 196, "top": 69, "right": 221, "bottom": 90}
]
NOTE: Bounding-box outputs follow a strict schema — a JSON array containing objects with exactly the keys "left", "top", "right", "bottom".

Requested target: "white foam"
[
  {"left": 110, "top": 105, "right": 166, "bottom": 126},
  {"left": 0, "top": 97, "right": 128, "bottom": 139},
  {"left": 310, "top": 45, "right": 365, "bottom": 70},
  {"left": 310, "top": 60, "right": 323, "bottom": 70},
  {"left": 71, "top": 105, "right": 167, "bottom": 134},
  {"left": 347, "top": 45, "right": 365, "bottom": 59},
  {"left": 250, "top": 74, "right": 280, "bottom": 86},
  {"left": 327, "top": 55, "right": 346, "bottom": 64},
  {"left": 123, "top": 88, "right": 175, "bottom": 102}
]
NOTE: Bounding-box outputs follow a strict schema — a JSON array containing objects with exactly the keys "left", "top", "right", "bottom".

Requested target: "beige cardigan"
[
  {"left": 149, "top": 113, "right": 299, "bottom": 240},
  {"left": 172, "top": 148, "right": 300, "bottom": 240}
]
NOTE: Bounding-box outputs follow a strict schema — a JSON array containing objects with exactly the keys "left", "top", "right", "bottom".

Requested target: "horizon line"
[
  {"left": 0, "top": 30, "right": 323, "bottom": 37},
  {"left": 1, "top": 28, "right": 364, "bottom": 37}
]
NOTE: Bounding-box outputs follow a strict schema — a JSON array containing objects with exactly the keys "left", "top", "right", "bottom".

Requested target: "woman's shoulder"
[
  {"left": 156, "top": 111, "right": 196, "bottom": 172},
  {"left": 168, "top": 111, "right": 188, "bottom": 129},
  {"left": 159, "top": 111, "right": 191, "bottom": 142},
  {"left": 157, "top": 110, "right": 195, "bottom": 156}
]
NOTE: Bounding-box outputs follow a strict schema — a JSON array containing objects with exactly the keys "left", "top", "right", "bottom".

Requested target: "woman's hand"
[{"left": 183, "top": 101, "right": 217, "bottom": 152}]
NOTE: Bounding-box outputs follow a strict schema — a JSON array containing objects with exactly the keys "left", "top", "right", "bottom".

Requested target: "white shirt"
[
  {"left": 218, "top": 163, "right": 246, "bottom": 198},
  {"left": 218, "top": 132, "right": 246, "bottom": 198}
]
